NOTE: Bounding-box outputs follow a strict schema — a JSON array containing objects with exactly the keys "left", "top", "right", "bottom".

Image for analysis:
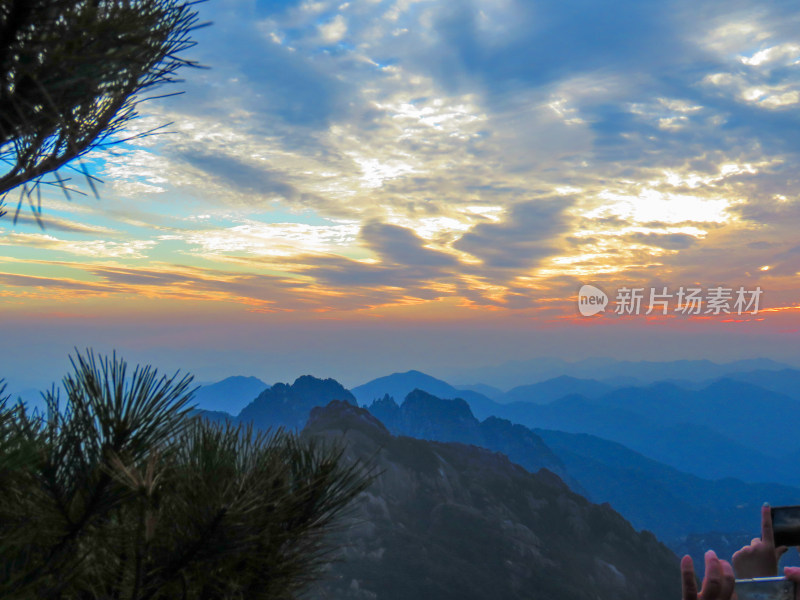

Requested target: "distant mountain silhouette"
[
  {"left": 194, "top": 373, "right": 800, "bottom": 580},
  {"left": 303, "top": 400, "right": 679, "bottom": 600},
  {"left": 352, "top": 369, "right": 459, "bottom": 404},
  {"left": 237, "top": 375, "right": 356, "bottom": 430},
  {"left": 368, "top": 389, "right": 564, "bottom": 478},
  {"left": 474, "top": 380, "right": 800, "bottom": 486},
  {"left": 367, "top": 388, "right": 800, "bottom": 573},
  {"left": 721, "top": 368, "right": 800, "bottom": 401},
  {"left": 501, "top": 375, "right": 616, "bottom": 404},
  {"left": 591, "top": 379, "right": 800, "bottom": 458},
  {"left": 232, "top": 370, "right": 800, "bottom": 487},
  {"left": 192, "top": 408, "right": 235, "bottom": 425},
  {"left": 535, "top": 429, "right": 800, "bottom": 543},
  {"left": 190, "top": 375, "right": 269, "bottom": 414},
  {"left": 454, "top": 382, "right": 504, "bottom": 400},
  {"left": 352, "top": 370, "right": 501, "bottom": 419},
  {"left": 445, "top": 357, "right": 793, "bottom": 389}
]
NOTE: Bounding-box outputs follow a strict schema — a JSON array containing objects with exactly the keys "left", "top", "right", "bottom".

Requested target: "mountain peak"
[
  {"left": 402, "top": 388, "right": 475, "bottom": 420},
  {"left": 303, "top": 403, "right": 680, "bottom": 600},
  {"left": 290, "top": 374, "right": 355, "bottom": 399},
  {"left": 400, "top": 369, "right": 429, "bottom": 377},
  {"left": 305, "top": 400, "right": 390, "bottom": 438},
  {"left": 191, "top": 375, "right": 269, "bottom": 414},
  {"left": 352, "top": 370, "right": 453, "bottom": 404},
  {"left": 237, "top": 375, "right": 356, "bottom": 430}
]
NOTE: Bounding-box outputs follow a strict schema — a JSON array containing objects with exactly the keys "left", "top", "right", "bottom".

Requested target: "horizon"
[{"left": 6, "top": 353, "right": 800, "bottom": 399}]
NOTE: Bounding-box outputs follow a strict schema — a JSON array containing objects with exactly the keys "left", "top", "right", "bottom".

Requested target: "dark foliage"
[
  {"left": 0, "top": 0, "right": 204, "bottom": 218},
  {"left": 0, "top": 351, "right": 373, "bottom": 599}
]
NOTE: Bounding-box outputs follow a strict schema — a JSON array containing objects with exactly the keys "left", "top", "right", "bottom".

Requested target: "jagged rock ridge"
[{"left": 304, "top": 400, "right": 679, "bottom": 600}]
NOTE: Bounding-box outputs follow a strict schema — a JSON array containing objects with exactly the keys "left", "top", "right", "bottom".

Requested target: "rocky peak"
[
  {"left": 237, "top": 375, "right": 356, "bottom": 430},
  {"left": 306, "top": 400, "right": 390, "bottom": 438},
  {"left": 367, "top": 388, "right": 564, "bottom": 477},
  {"left": 304, "top": 401, "right": 680, "bottom": 600}
]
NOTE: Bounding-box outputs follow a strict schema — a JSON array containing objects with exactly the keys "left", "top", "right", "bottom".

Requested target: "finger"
[
  {"left": 682, "top": 555, "right": 699, "bottom": 600},
  {"left": 785, "top": 567, "right": 800, "bottom": 600},
  {"left": 732, "top": 548, "right": 747, "bottom": 576},
  {"left": 752, "top": 538, "right": 762, "bottom": 546},
  {"left": 733, "top": 547, "right": 752, "bottom": 563},
  {"left": 702, "top": 551, "right": 723, "bottom": 600},
  {"left": 763, "top": 503, "right": 775, "bottom": 547},
  {"left": 778, "top": 545, "right": 789, "bottom": 558},
  {"left": 784, "top": 566, "right": 800, "bottom": 582},
  {"left": 720, "top": 560, "right": 735, "bottom": 600}
]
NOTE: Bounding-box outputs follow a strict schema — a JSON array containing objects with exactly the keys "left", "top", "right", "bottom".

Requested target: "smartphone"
[
  {"left": 736, "top": 577, "right": 796, "bottom": 600},
  {"left": 772, "top": 505, "right": 800, "bottom": 547}
]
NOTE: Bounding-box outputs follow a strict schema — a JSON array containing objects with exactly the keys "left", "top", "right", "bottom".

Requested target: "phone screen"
[
  {"left": 736, "top": 577, "right": 795, "bottom": 600},
  {"left": 772, "top": 506, "right": 800, "bottom": 547}
]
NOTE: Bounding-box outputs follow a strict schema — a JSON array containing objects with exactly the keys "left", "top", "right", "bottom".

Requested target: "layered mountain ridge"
[
  {"left": 303, "top": 400, "right": 679, "bottom": 600},
  {"left": 193, "top": 365, "right": 800, "bottom": 582}
]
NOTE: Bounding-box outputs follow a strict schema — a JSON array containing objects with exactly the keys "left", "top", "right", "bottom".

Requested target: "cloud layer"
[{"left": 3, "top": 0, "right": 800, "bottom": 326}]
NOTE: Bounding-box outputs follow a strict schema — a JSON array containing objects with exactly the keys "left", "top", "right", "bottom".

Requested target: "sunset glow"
[{"left": 2, "top": 0, "right": 800, "bottom": 388}]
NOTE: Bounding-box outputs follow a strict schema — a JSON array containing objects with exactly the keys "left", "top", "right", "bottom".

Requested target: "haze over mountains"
[
  {"left": 303, "top": 401, "right": 679, "bottom": 600},
  {"left": 363, "top": 388, "right": 800, "bottom": 545},
  {"left": 442, "top": 357, "right": 794, "bottom": 389},
  {"left": 191, "top": 375, "right": 269, "bottom": 414},
  {"left": 352, "top": 367, "right": 800, "bottom": 486},
  {"left": 176, "top": 357, "right": 800, "bottom": 583},
  {"left": 238, "top": 375, "right": 357, "bottom": 430}
]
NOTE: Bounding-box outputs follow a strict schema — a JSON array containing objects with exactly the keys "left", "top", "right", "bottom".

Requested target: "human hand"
[
  {"left": 682, "top": 551, "right": 735, "bottom": 600},
  {"left": 732, "top": 504, "right": 788, "bottom": 578},
  {"left": 783, "top": 567, "right": 800, "bottom": 600}
]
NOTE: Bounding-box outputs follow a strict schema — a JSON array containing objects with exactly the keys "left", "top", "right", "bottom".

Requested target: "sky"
[{"left": 2, "top": 0, "right": 800, "bottom": 390}]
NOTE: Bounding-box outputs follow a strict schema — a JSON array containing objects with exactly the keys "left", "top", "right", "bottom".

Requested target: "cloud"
[
  {"left": 84, "top": 261, "right": 451, "bottom": 312},
  {"left": 625, "top": 232, "right": 698, "bottom": 250},
  {"left": 179, "top": 220, "right": 359, "bottom": 257},
  {"left": 5, "top": 0, "right": 800, "bottom": 324},
  {"left": 75, "top": 263, "right": 323, "bottom": 310},
  {"left": 361, "top": 220, "right": 460, "bottom": 267},
  {"left": 176, "top": 151, "right": 301, "bottom": 200},
  {"left": 301, "top": 254, "right": 457, "bottom": 296},
  {"left": 353, "top": 0, "right": 687, "bottom": 102},
  {"left": 170, "top": 2, "right": 354, "bottom": 130},
  {"left": 319, "top": 14, "right": 347, "bottom": 44},
  {"left": 5, "top": 214, "right": 117, "bottom": 235},
  {"left": 0, "top": 272, "right": 111, "bottom": 293},
  {"left": 0, "top": 232, "right": 156, "bottom": 259},
  {"left": 454, "top": 198, "right": 573, "bottom": 269},
  {"left": 84, "top": 265, "right": 200, "bottom": 288}
]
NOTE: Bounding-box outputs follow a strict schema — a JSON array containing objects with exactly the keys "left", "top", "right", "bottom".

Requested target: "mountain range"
[
  {"left": 369, "top": 389, "right": 566, "bottom": 479},
  {"left": 302, "top": 400, "right": 680, "bottom": 600},
  {"left": 352, "top": 370, "right": 500, "bottom": 420},
  {"left": 351, "top": 369, "right": 800, "bottom": 486},
  {"left": 501, "top": 375, "right": 617, "bottom": 404},
  {"left": 724, "top": 369, "right": 800, "bottom": 401},
  {"left": 354, "top": 370, "right": 619, "bottom": 412},
  {"left": 482, "top": 381, "right": 800, "bottom": 486},
  {"left": 443, "top": 357, "right": 794, "bottom": 389},
  {"left": 192, "top": 364, "right": 800, "bottom": 579},
  {"left": 190, "top": 375, "right": 269, "bottom": 414},
  {"left": 361, "top": 388, "right": 800, "bottom": 546}
]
